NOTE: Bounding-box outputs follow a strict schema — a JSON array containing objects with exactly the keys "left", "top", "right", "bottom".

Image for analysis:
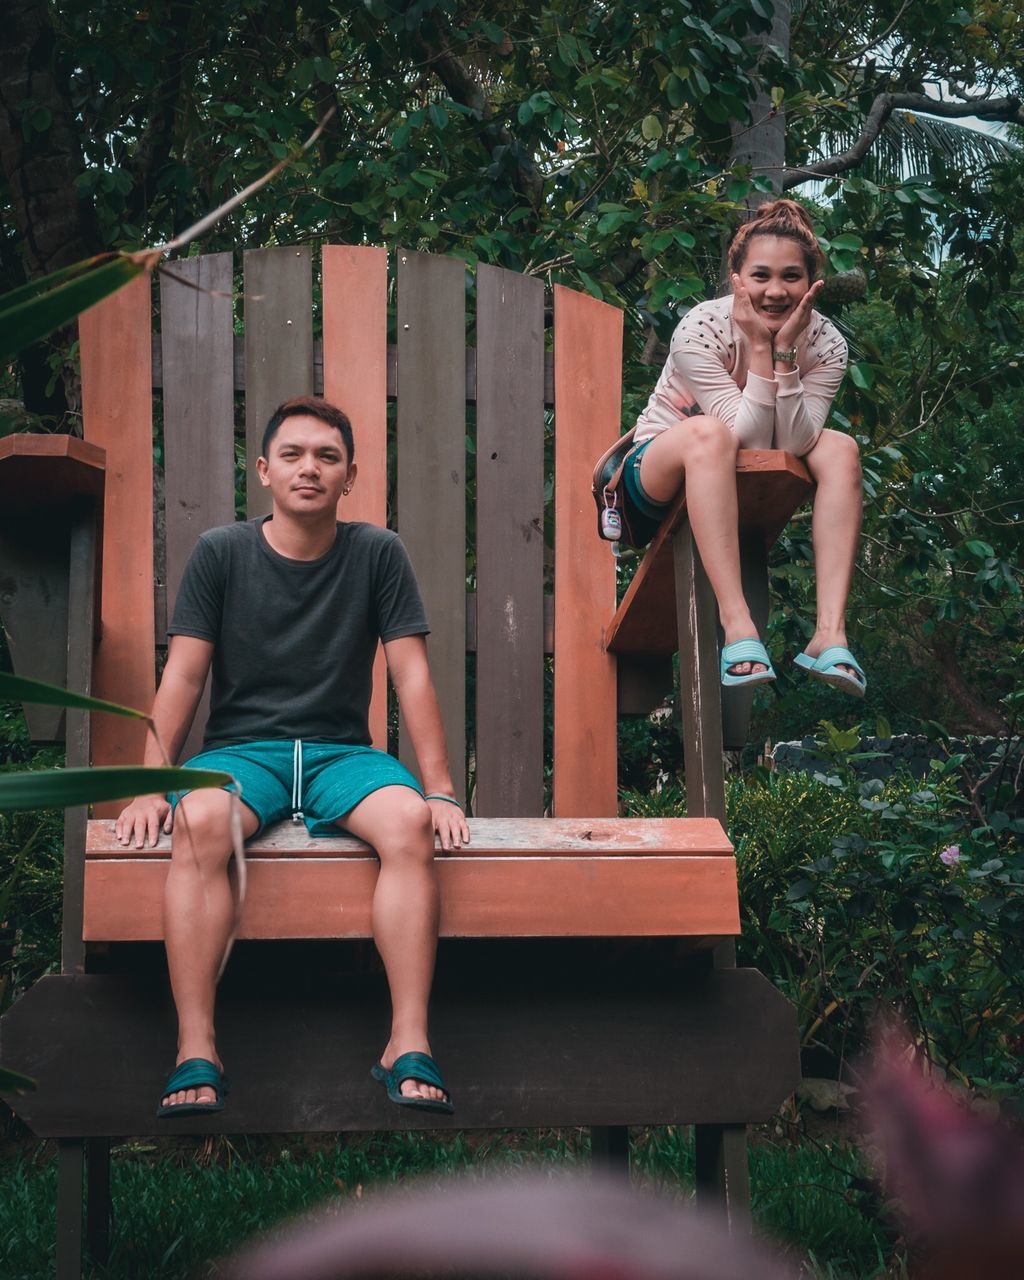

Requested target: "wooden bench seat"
[{"left": 83, "top": 817, "right": 738, "bottom": 942}]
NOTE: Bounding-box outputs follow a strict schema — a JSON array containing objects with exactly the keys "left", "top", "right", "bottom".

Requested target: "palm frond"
[{"left": 813, "top": 111, "right": 1019, "bottom": 185}]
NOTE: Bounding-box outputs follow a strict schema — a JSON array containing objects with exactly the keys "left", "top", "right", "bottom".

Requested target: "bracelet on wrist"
[
  {"left": 772, "top": 347, "right": 797, "bottom": 363},
  {"left": 424, "top": 793, "right": 463, "bottom": 809}
]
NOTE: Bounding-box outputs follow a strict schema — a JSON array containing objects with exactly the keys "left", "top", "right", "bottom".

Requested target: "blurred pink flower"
[
  {"left": 864, "top": 1023, "right": 1024, "bottom": 1278},
  {"left": 939, "top": 845, "right": 961, "bottom": 866}
]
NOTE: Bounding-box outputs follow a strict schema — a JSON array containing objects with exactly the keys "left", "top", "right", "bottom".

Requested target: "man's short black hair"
[{"left": 262, "top": 396, "right": 355, "bottom": 462}]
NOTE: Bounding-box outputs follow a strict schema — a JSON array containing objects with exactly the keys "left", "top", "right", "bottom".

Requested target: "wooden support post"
[
  {"left": 58, "top": 499, "right": 99, "bottom": 1280},
  {"left": 60, "top": 501, "right": 96, "bottom": 974},
  {"left": 590, "top": 1125, "right": 630, "bottom": 1178},
  {"left": 673, "top": 520, "right": 751, "bottom": 1227},
  {"left": 720, "top": 532, "right": 770, "bottom": 752},
  {"left": 56, "top": 1140, "right": 85, "bottom": 1280},
  {"left": 86, "top": 1139, "right": 112, "bottom": 1265},
  {"left": 694, "top": 1124, "right": 751, "bottom": 1228},
  {"left": 674, "top": 521, "right": 725, "bottom": 820}
]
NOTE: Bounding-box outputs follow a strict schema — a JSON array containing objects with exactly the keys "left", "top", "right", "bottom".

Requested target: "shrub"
[{"left": 623, "top": 723, "right": 1024, "bottom": 1095}]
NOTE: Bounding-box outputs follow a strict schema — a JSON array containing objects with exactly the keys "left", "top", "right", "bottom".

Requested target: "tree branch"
[
  {"left": 413, "top": 32, "right": 544, "bottom": 210},
  {"left": 783, "top": 93, "right": 1024, "bottom": 188}
]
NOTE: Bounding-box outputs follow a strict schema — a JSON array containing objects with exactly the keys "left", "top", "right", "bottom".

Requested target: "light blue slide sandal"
[
  {"left": 794, "top": 645, "right": 867, "bottom": 698},
  {"left": 720, "top": 638, "right": 776, "bottom": 688}
]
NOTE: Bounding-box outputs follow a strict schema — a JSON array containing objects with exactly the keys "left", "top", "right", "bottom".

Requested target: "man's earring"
[{"left": 343, "top": 487, "right": 350, "bottom": 495}]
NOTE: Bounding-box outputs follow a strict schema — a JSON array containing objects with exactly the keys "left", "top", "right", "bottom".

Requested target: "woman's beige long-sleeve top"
[{"left": 634, "top": 294, "right": 848, "bottom": 457}]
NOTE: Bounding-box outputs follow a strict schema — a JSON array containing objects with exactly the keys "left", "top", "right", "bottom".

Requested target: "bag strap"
[{"left": 591, "top": 424, "right": 639, "bottom": 502}]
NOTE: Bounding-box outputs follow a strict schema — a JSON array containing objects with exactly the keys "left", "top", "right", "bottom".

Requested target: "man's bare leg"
[
  {"left": 340, "top": 785, "right": 445, "bottom": 1103},
  {"left": 640, "top": 417, "right": 766, "bottom": 675},
  {"left": 161, "top": 788, "right": 259, "bottom": 1109}
]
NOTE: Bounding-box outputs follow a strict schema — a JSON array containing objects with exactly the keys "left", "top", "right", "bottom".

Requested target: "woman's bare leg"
[
  {"left": 639, "top": 416, "right": 765, "bottom": 675},
  {"left": 801, "top": 428, "right": 863, "bottom": 675}
]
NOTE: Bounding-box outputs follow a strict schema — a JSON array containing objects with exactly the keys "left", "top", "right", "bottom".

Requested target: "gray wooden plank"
[
  {"left": 474, "top": 264, "right": 545, "bottom": 817},
  {"left": 243, "top": 247, "right": 314, "bottom": 517},
  {"left": 160, "top": 253, "right": 237, "bottom": 759},
  {"left": 395, "top": 250, "right": 466, "bottom": 803}
]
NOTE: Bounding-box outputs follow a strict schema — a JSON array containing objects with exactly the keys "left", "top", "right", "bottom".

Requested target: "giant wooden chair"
[{"left": 0, "top": 247, "right": 808, "bottom": 1278}]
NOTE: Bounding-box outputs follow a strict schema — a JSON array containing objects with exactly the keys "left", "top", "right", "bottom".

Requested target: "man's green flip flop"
[
  {"left": 794, "top": 646, "right": 867, "bottom": 698},
  {"left": 371, "top": 1051, "right": 454, "bottom": 1115},
  {"left": 156, "top": 1057, "right": 229, "bottom": 1119}
]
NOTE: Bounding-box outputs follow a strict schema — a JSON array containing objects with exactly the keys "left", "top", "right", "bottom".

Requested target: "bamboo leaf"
[
  {"left": 0, "top": 254, "right": 119, "bottom": 312},
  {"left": 0, "top": 767, "right": 233, "bottom": 811},
  {"left": 0, "top": 1065, "right": 36, "bottom": 1094},
  {"left": 0, "top": 255, "right": 144, "bottom": 363},
  {"left": 0, "top": 672, "right": 148, "bottom": 720}
]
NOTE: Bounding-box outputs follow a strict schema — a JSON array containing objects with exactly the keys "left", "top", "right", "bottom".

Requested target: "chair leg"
[
  {"left": 86, "top": 1138, "right": 112, "bottom": 1265},
  {"left": 694, "top": 1123, "right": 751, "bottom": 1230},
  {"left": 590, "top": 1125, "right": 630, "bottom": 1178},
  {"left": 720, "top": 532, "right": 770, "bottom": 751},
  {"left": 56, "top": 1139, "right": 85, "bottom": 1280}
]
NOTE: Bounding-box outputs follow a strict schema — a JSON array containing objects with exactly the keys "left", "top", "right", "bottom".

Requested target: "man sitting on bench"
[{"left": 114, "top": 395, "right": 467, "bottom": 1118}]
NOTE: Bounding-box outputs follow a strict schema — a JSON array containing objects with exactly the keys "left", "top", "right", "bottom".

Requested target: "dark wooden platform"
[{"left": 0, "top": 951, "right": 800, "bottom": 1136}]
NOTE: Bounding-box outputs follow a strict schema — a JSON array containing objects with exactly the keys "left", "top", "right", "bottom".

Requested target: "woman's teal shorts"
[
  {"left": 170, "top": 739, "right": 424, "bottom": 837},
  {"left": 617, "top": 436, "right": 673, "bottom": 546}
]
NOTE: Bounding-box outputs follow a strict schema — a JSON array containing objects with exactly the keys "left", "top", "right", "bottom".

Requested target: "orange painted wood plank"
[
  {"left": 83, "top": 855, "right": 739, "bottom": 940},
  {"left": 322, "top": 245, "right": 389, "bottom": 749},
  {"left": 552, "top": 286, "right": 622, "bottom": 817},
  {"left": 85, "top": 816, "right": 733, "bottom": 858},
  {"left": 79, "top": 275, "right": 155, "bottom": 811},
  {"left": 606, "top": 450, "right": 814, "bottom": 656}
]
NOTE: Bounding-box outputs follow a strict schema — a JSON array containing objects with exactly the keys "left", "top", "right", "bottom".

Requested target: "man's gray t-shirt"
[{"left": 168, "top": 518, "right": 429, "bottom": 750}]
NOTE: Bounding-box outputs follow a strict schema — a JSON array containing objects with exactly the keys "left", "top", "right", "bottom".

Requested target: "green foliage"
[
  {"left": 622, "top": 720, "right": 1024, "bottom": 1093},
  {"left": 0, "top": 805, "right": 64, "bottom": 1017},
  {"left": 761, "top": 158, "right": 1024, "bottom": 737},
  {"left": 738, "top": 749, "right": 1024, "bottom": 1092}
]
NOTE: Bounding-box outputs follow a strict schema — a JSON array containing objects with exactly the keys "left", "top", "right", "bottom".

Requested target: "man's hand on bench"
[
  {"left": 425, "top": 796, "right": 470, "bottom": 853},
  {"left": 114, "top": 795, "right": 173, "bottom": 849}
]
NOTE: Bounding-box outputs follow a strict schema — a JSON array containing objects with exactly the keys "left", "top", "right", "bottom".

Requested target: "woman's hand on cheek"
[
  {"left": 730, "top": 275, "right": 773, "bottom": 348},
  {"left": 775, "top": 279, "right": 824, "bottom": 350}
]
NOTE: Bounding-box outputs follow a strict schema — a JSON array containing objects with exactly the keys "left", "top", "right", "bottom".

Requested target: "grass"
[{"left": 0, "top": 1126, "right": 904, "bottom": 1279}]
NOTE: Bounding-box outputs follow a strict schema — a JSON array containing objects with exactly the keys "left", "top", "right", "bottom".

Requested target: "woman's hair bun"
[
  {"left": 728, "top": 198, "right": 825, "bottom": 279},
  {"left": 749, "top": 198, "right": 816, "bottom": 236}
]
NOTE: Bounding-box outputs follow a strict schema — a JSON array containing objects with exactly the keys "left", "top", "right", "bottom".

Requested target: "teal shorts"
[
  {"left": 170, "top": 739, "right": 424, "bottom": 837},
  {"left": 621, "top": 436, "right": 673, "bottom": 544}
]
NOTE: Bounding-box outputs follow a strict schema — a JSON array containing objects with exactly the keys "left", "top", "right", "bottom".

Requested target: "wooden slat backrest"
[
  {"left": 474, "top": 264, "right": 546, "bottom": 817},
  {"left": 243, "top": 247, "right": 314, "bottom": 518},
  {"left": 395, "top": 251, "right": 467, "bottom": 804},
  {"left": 78, "top": 248, "right": 625, "bottom": 817},
  {"left": 159, "top": 253, "right": 236, "bottom": 762},
  {"left": 322, "top": 246, "right": 389, "bottom": 748}
]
